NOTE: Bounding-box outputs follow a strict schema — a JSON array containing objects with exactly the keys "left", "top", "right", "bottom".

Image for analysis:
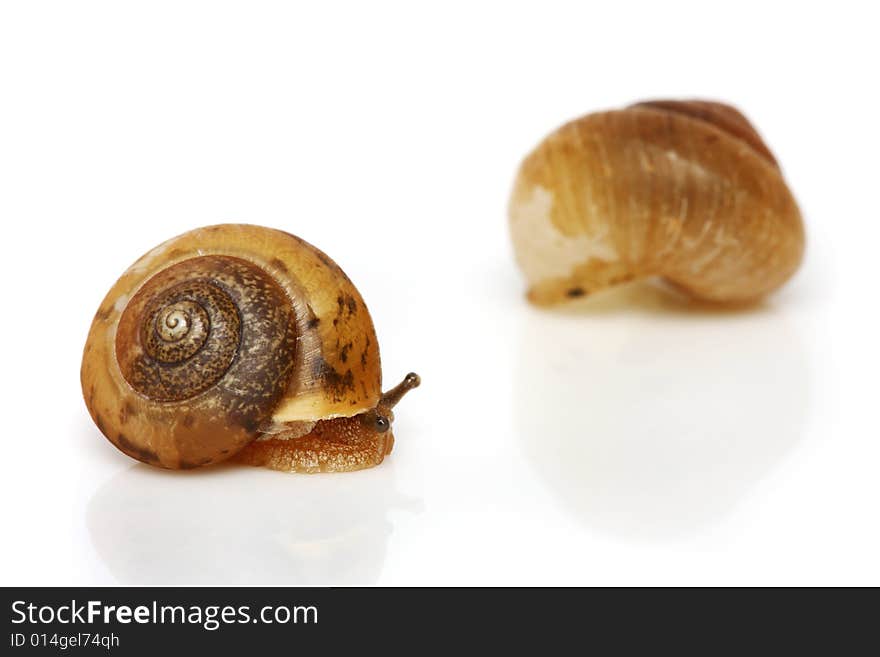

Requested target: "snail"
[
  {"left": 81, "top": 224, "right": 420, "bottom": 473},
  {"left": 508, "top": 99, "right": 805, "bottom": 306}
]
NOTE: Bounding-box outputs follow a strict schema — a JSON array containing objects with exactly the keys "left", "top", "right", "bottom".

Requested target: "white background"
[{"left": 1, "top": 1, "right": 878, "bottom": 586}]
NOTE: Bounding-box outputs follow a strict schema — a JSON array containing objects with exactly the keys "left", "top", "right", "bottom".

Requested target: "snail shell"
[
  {"left": 509, "top": 99, "right": 805, "bottom": 305},
  {"left": 81, "top": 224, "right": 385, "bottom": 470}
]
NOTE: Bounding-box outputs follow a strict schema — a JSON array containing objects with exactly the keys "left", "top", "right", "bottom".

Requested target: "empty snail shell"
[
  {"left": 81, "top": 224, "right": 419, "bottom": 473},
  {"left": 509, "top": 99, "right": 805, "bottom": 305}
]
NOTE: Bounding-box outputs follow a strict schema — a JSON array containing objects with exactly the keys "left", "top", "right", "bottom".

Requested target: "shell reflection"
[
  {"left": 516, "top": 283, "right": 808, "bottom": 539},
  {"left": 87, "top": 464, "right": 420, "bottom": 584}
]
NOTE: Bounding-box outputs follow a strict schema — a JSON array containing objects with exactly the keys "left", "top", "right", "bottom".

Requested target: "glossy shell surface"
[
  {"left": 509, "top": 100, "right": 805, "bottom": 305},
  {"left": 81, "top": 224, "right": 382, "bottom": 468}
]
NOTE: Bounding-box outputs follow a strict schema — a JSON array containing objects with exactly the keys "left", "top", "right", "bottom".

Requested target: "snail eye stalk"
[{"left": 380, "top": 372, "right": 421, "bottom": 409}]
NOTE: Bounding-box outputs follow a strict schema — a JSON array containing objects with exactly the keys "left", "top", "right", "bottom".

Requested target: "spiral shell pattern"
[
  {"left": 121, "top": 277, "right": 240, "bottom": 401},
  {"left": 84, "top": 254, "right": 299, "bottom": 468},
  {"left": 81, "top": 224, "right": 383, "bottom": 469},
  {"left": 115, "top": 254, "right": 298, "bottom": 414}
]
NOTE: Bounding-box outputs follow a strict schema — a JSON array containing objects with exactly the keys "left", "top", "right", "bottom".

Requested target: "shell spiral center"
[{"left": 117, "top": 269, "right": 243, "bottom": 403}]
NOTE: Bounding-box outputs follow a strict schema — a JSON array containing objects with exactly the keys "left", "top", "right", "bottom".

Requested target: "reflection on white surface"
[
  {"left": 87, "top": 463, "right": 420, "bottom": 585},
  {"left": 516, "top": 283, "right": 809, "bottom": 539}
]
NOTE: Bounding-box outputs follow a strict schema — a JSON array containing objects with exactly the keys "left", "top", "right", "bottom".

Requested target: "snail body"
[
  {"left": 509, "top": 100, "right": 805, "bottom": 305},
  {"left": 81, "top": 224, "right": 419, "bottom": 472}
]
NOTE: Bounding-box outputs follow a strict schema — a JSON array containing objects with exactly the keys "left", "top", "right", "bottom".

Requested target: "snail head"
[{"left": 362, "top": 372, "right": 421, "bottom": 433}]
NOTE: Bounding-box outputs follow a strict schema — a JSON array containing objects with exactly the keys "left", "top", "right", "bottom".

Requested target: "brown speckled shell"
[
  {"left": 81, "top": 224, "right": 382, "bottom": 469},
  {"left": 509, "top": 99, "right": 805, "bottom": 305}
]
